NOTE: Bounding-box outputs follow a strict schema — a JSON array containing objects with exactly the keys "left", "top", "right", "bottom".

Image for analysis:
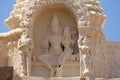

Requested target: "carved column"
[
  {"left": 17, "top": 27, "right": 33, "bottom": 77},
  {"left": 78, "top": 27, "right": 94, "bottom": 80},
  {"left": 78, "top": 0, "right": 106, "bottom": 80}
]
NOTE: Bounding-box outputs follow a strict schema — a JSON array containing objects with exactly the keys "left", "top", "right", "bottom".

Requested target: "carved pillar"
[
  {"left": 17, "top": 27, "right": 33, "bottom": 77},
  {"left": 78, "top": 0, "right": 106, "bottom": 80},
  {"left": 78, "top": 27, "right": 94, "bottom": 80}
]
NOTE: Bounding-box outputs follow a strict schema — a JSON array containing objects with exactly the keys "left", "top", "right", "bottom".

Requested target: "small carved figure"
[
  {"left": 17, "top": 29, "right": 33, "bottom": 76},
  {"left": 7, "top": 41, "right": 17, "bottom": 66},
  {"left": 71, "top": 30, "right": 79, "bottom": 55},
  {"left": 56, "top": 26, "right": 74, "bottom": 76},
  {"left": 79, "top": 35, "right": 93, "bottom": 80},
  {"left": 58, "top": 26, "right": 74, "bottom": 68}
]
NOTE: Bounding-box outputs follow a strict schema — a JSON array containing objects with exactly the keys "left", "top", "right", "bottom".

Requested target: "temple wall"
[
  {"left": 104, "top": 41, "right": 120, "bottom": 78},
  {"left": 0, "top": 0, "right": 120, "bottom": 80}
]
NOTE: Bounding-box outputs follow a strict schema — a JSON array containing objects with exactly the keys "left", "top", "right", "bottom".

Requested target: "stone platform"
[
  {"left": 23, "top": 77, "right": 120, "bottom": 80},
  {"left": 24, "top": 76, "right": 80, "bottom": 80},
  {"left": 108, "top": 78, "right": 120, "bottom": 80}
]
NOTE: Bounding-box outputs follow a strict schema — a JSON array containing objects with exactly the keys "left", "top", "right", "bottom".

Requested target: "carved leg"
[
  {"left": 19, "top": 51, "right": 26, "bottom": 77},
  {"left": 20, "top": 62, "right": 26, "bottom": 77},
  {"left": 58, "top": 52, "right": 68, "bottom": 68},
  {"left": 55, "top": 67, "right": 63, "bottom": 77},
  {"left": 56, "top": 52, "right": 70, "bottom": 76},
  {"left": 82, "top": 54, "right": 92, "bottom": 78},
  {"left": 26, "top": 53, "right": 31, "bottom": 76},
  {"left": 36, "top": 55, "right": 54, "bottom": 76},
  {"left": 37, "top": 55, "right": 52, "bottom": 69}
]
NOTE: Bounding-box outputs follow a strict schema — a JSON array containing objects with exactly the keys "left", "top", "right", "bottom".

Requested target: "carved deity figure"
[
  {"left": 46, "top": 15, "right": 63, "bottom": 56},
  {"left": 36, "top": 15, "right": 63, "bottom": 76},
  {"left": 56, "top": 26, "right": 74, "bottom": 76},
  {"left": 17, "top": 29, "right": 33, "bottom": 76},
  {"left": 57, "top": 26, "right": 74, "bottom": 68},
  {"left": 79, "top": 35, "right": 93, "bottom": 80}
]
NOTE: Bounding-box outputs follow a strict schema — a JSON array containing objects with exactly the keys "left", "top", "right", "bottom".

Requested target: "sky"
[{"left": 0, "top": 0, "right": 120, "bottom": 42}]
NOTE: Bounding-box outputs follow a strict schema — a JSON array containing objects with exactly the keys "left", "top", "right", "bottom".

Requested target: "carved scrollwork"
[{"left": 20, "top": 0, "right": 82, "bottom": 28}]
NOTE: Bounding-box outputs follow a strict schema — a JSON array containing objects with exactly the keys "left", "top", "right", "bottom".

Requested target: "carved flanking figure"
[
  {"left": 56, "top": 26, "right": 75, "bottom": 76},
  {"left": 17, "top": 29, "right": 33, "bottom": 77},
  {"left": 79, "top": 35, "right": 93, "bottom": 80},
  {"left": 7, "top": 41, "right": 17, "bottom": 66}
]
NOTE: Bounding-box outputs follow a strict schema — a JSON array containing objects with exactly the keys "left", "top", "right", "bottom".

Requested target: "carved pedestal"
[{"left": 24, "top": 76, "right": 80, "bottom": 80}]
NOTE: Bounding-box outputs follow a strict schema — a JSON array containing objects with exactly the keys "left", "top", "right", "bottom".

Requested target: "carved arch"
[{"left": 20, "top": 0, "right": 81, "bottom": 27}]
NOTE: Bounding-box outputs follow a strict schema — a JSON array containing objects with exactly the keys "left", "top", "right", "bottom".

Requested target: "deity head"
[
  {"left": 64, "top": 26, "right": 71, "bottom": 39},
  {"left": 51, "top": 15, "right": 60, "bottom": 33}
]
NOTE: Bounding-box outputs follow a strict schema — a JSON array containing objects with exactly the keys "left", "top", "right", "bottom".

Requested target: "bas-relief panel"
[
  {"left": 1, "top": 0, "right": 120, "bottom": 80},
  {"left": 31, "top": 6, "right": 79, "bottom": 77}
]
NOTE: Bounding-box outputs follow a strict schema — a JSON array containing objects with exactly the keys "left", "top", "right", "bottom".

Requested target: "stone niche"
[{"left": 31, "top": 3, "right": 79, "bottom": 77}]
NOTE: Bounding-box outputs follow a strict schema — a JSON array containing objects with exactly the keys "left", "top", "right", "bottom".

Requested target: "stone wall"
[{"left": 104, "top": 41, "right": 120, "bottom": 78}]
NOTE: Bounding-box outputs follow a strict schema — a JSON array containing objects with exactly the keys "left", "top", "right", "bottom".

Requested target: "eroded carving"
[
  {"left": 35, "top": 15, "right": 63, "bottom": 76},
  {"left": 79, "top": 34, "right": 93, "bottom": 80},
  {"left": 32, "top": 15, "right": 79, "bottom": 77},
  {"left": 7, "top": 41, "right": 17, "bottom": 66},
  {"left": 17, "top": 28, "right": 33, "bottom": 76},
  {"left": 56, "top": 26, "right": 75, "bottom": 76},
  {"left": 1, "top": 0, "right": 111, "bottom": 80}
]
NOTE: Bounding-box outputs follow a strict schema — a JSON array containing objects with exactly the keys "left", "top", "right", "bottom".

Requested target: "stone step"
[
  {"left": 24, "top": 77, "right": 120, "bottom": 80},
  {"left": 24, "top": 76, "right": 80, "bottom": 80}
]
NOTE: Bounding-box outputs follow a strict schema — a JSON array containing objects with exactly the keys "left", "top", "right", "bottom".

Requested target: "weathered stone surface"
[
  {"left": 0, "top": 0, "right": 120, "bottom": 80},
  {"left": 95, "top": 78, "right": 105, "bottom": 80},
  {"left": 108, "top": 78, "right": 120, "bottom": 80},
  {"left": 24, "top": 77, "right": 80, "bottom": 80}
]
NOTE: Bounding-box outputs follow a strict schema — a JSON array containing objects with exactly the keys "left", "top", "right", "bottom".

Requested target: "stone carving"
[
  {"left": 17, "top": 28, "right": 33, "bottom": 76},
  {"left": 35, "top": 15, "right": 63, "bottom": 76},
  {"left": 7, "top": 41, "right": 17, "bottom": 66},
  {"left": 56, "top": 26, "right": 75, "bottom": 76},
  {"left": 34, "top": 15, "right": 78, "bottom": 77},
  {"left": 19, "top": 0, "right": 81, "bottom": 28},
  {"left": 0, "top": 28, "right": 22, "bottom": 43},
  {"left": 79, "top": 35, "right": 93, "bottom": 80},
  {"left": 2, "top": 0, "right": 120, "bottom": 80},
  {"left": 58, "top": 26, "right": 74, "bottom": 67}
]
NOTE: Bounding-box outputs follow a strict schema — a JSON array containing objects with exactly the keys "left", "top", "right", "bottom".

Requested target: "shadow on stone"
[{"left": 0, "top": 66, "right": 13, "bottom": 80}]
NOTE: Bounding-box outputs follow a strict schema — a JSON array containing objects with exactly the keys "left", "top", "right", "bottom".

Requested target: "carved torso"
[
  {"left": 48, "top": 34, "right": 63, "bottom": 56},
  {"left": 62, "top": 39, "right": 74, "bottom": 53}
]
